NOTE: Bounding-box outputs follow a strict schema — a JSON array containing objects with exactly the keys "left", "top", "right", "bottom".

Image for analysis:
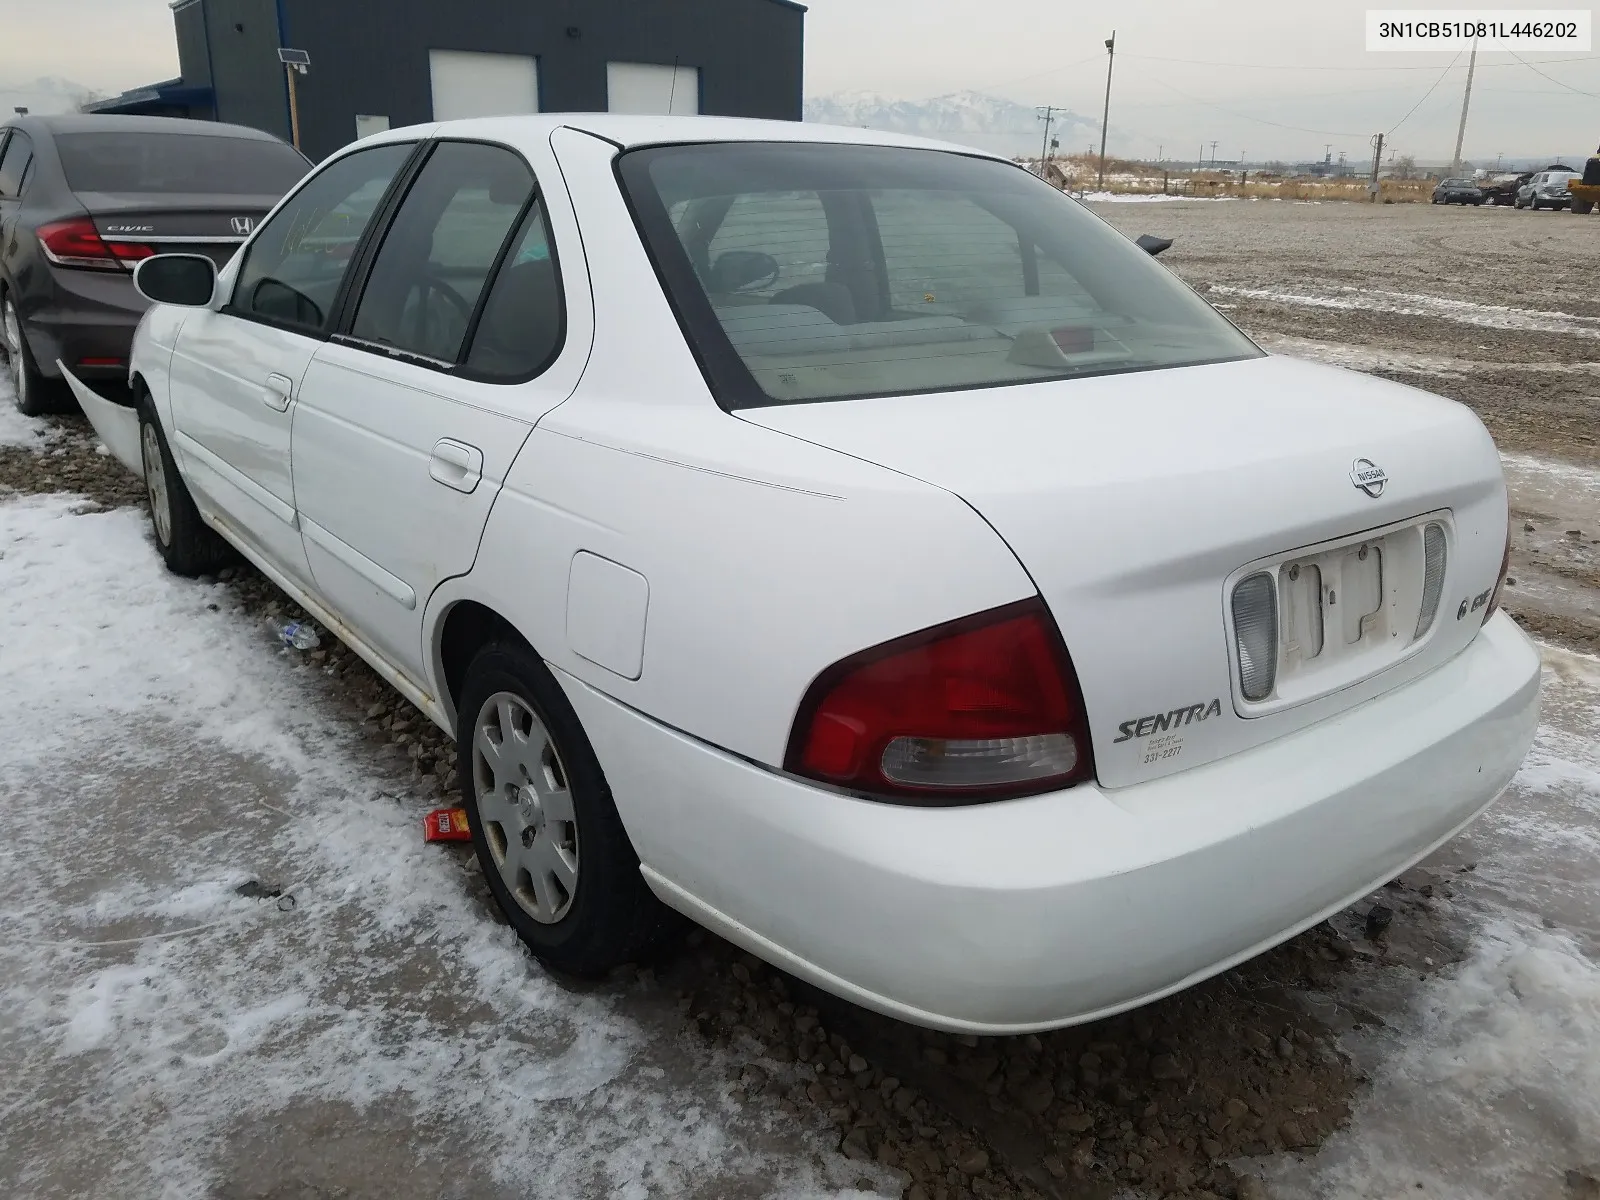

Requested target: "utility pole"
[
  {"left": 1097, "top": 31, "right": 1117, "bottom": 189},
  {"left": 1451, "top": 39, "right": 1478, "bottom": 176},
  {"left": 1210, "top": 140, "right": 1219, "bottom": 166},
  {"left": 1369, "top": 132, "right": 1385, "bottom": 202},
  {"left": 1037, "top": 106, "right": 1060, "bottom": 177}
]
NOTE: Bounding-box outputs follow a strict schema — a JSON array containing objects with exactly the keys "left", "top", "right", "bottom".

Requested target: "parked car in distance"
[
  {"left": 1477, "top": 173, "right": 1526, "bottom": 206},
  {"left": 69, "top": 115, "right": 1539, "bottom": 1034},
  {"left": 0, "top": 114, "right": 310, "bottom": 415},
  {"left": 1515, "top": 169, "right": 1579, "bottom": 210},
  {"left": 1431, "top": 177, "right": 1484, "bottom": 205}
]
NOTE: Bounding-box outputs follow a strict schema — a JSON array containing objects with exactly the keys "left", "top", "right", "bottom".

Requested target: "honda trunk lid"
[{"left": 83, "top": 192, "right": 280, "bottom": 268}]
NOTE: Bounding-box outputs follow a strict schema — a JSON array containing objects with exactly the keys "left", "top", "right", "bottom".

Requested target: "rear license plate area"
[{"left": 1231, "top": 511, "right": 1452, "bottom": 713}]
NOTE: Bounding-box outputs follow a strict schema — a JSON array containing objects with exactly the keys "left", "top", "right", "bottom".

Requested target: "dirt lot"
[{"left": 2, "top": 199, "right": 1598, "bottom": 1200}]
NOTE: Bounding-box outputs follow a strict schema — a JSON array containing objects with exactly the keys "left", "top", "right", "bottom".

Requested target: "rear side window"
[
  {"left": 463, "top": 201, "right": 563, "bottom": 379},
  {"left": 232, "top": 142, "right": 413, "bottom": 333},
  {"left": 54, "top": 133, "right": 309, "bottom": 195},
  {"left": 0, "top": 131, "right": 33, "bottom": 199},
  {"left": 349, "top": 141, "right": 550, "bottom": 371}
]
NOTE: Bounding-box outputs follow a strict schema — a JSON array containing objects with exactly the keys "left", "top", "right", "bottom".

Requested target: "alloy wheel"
[
  {"left": 471, "top": 691, "right": 579, "bottom": 924},
  {"left": 3, "top": 302, "right": 25, "bottom": 413},
  {"left": 141, "top": 422, "right": 173, "bottom": 546}
]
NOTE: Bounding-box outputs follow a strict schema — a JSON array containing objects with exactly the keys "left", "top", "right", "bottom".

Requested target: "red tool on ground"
[{"left": 424, "top": 807, "right": 472, "bottom": 843}]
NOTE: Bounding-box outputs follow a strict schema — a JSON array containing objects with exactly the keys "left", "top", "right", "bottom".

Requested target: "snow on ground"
[
  {"left": 1078, "top": 190, "right": 1235, "bottom": 203},
  {"left": 1260, "top": 646, "right": 1600, "bottom": 1199},
  {"left": 1252, "top": 332, "right": 1474, "bottom": 375},
  {"left": 0, "top": 372, "right": 56, "bottom": 450},
  {"left": 1210, "top": 284, "right": 1600, "bottom": 339},
  {"left": 0, "top": 494, "right": 883, "bottom": 1199}
]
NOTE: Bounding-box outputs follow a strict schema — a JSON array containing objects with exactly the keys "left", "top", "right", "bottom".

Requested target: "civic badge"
[
  {"left": 231, "top": 216, "right": 255, "bottom": 236},
  {"left": 1350, "top": 458, "right": 1388, "bottom": 498}
]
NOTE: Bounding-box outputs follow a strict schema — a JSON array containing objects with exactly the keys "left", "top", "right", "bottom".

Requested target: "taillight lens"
[
  {"left": 36, "top": 219, "right": 153, "bottom": 271},
  {"left": 1483, "top": 526, "right": 1513, "bottom": 626},
  {"left": 785, "top": 598, "right": 1094, "bottom": 802}
]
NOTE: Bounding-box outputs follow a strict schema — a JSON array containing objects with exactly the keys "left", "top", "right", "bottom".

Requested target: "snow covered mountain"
[
  {"left": 0, "top": 76, "right": 107, "bottom": 116},
  {"left": 804, "top": 90, "right": 1097, "bottom": 158}
]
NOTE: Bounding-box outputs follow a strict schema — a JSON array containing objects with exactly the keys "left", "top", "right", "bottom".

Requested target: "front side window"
[
  {"left": 350, "top": 141, "right": 535, "bottom": 365},
  {"left": 231, "top": 142, "right": 414, "bottom": 333},
  {"left": 620, "top": 143, "right": 1261, "bottom": 408}
]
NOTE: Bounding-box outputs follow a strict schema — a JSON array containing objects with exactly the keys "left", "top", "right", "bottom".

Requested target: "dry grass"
[{"left": 1034, "top": 154, "right": 1437, "bottom": 205}]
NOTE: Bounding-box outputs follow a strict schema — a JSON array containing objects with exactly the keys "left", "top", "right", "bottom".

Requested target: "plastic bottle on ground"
[{"left": 278, "top": 621, "right": 321, "bottom": 651}]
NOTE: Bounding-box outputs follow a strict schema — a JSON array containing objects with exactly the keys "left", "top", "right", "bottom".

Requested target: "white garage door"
[
  {"left": 607, "top": 62, "right": 700, "bottom": 115},
  {"left": 429, "top": 50, "right": 540, "bottom": 121}
]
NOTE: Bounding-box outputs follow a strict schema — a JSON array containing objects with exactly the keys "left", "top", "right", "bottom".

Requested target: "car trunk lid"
[
  {"left": 81, "top": 192, "right": 280, "bottom": 268},
  {"left": 742, "top": 354, "right": 1510, "bottom": 787}
]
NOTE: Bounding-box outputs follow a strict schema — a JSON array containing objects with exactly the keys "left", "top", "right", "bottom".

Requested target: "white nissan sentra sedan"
[{"left": 66, "top": 115, "right": 1541, "bottom": 1034}]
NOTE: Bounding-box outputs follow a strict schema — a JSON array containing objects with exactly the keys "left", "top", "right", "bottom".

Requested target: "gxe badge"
[{"left": 1350, "top": 458, "right": 1388, "bottom": 498}]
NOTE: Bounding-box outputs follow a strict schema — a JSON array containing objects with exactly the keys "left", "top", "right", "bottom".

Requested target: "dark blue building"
[{"left": 92, "top": 0, "right": 806, "bottom": 161}]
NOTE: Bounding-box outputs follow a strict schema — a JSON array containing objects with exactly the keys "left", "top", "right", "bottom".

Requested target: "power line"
[
  {"left": 1388, "top": 52, "right": 1461, "bottom": 135},
  {"left": 1146, "top": 77, "right": 1369, "bottom": 137},
  {"left": 928, "top": 51, "right": 1106, "bottom": 103},
  {"left": 1509, "top": 51, "right": 1600, "bottom": 98},
  {"left": 1121, "top": 51, "right": 1598, "bottom": 73}
]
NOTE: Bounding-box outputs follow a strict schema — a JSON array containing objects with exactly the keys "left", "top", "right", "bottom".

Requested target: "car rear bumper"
[
  {"left": 563, "top": 614, "right": 1541, "bottom": 1034},
  {"left": 21, "top": 267, "right": 147, "bottom": 381}
]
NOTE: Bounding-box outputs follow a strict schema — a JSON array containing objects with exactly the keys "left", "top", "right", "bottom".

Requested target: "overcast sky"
[{"left": 2, "top": 0, "right": 1596, "bottom": 163}]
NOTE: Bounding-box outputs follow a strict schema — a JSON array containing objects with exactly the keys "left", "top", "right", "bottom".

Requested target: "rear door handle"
[
  {"left": 263, "top": 373, "right": 294, "bottom": 411},
  {"left": 429, "top": 439, "right": 484, "bottom": 494}
]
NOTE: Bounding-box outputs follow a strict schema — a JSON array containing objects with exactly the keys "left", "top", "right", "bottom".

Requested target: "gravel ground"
[{"left": 3, "top": 199, "right": 1598, "bottom": 1200}]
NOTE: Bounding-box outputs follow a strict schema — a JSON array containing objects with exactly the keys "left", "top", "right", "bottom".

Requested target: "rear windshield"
[
  {"left": 55, "top": 132, "right": 310, "bottom": 195},
  {"left": 619, "top": 142, "right": 1260, "bottom": 408}
]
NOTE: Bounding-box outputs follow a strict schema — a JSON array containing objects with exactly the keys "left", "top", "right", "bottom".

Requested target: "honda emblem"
[{"left": 231, "top": 216, "right": 255, "bottom": 236}]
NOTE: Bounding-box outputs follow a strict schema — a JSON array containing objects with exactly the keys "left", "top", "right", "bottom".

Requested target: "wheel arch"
[{"left": 431, "top": 595, "right": 533, "bottom": 733}]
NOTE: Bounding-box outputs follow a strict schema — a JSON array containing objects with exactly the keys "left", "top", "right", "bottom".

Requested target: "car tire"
[
  {"left": 137, "top": 398, "right": 235, "bottom": 576},
  {"left": 2, "top": 295, "right": 66, "bottom": 418},
  {"left": 457, "top": 639, "right": 678, "bottom": 977}
]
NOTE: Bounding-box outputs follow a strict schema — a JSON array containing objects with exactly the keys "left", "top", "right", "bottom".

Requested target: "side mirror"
[
  {"left": 1135, "top": 234, "right": 1174, "bottom": 257},
  {"left": 133, "top": 254, "right": 218, "bottom": 307}
]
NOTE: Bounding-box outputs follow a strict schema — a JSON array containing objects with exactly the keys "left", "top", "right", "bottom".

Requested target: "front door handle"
[
  {"left": 429, "top": 438, "right": 483, "bottom": 494},
  {"left": 263, "top": 373, "right": 294, "bottom": 412}
]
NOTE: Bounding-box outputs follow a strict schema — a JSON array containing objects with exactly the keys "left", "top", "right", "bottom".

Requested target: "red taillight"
[
  {"left": 1483, "top": 527, "right": 1513, "bottom": 626},
  {"left": 785, "top": 598, "right": 1095, "bottom": 802},
  {"left": 109, "top": 241, "right": 155, "bottom": 263},
  {"left": 36, "top": 219, "right": 151, "bottom": 271}
]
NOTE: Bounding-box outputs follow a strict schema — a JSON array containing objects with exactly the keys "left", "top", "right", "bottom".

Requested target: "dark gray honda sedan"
[{"left": 0, "top": 115, "right": 309, "bottom": 414}]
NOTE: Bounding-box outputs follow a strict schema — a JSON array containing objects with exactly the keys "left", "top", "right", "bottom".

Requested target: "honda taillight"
[
  {"left": 1483, "top": 527, "right": 1513, "bottom": 626},
  {"left": 36, "top": 219, "right": 152, "bottom": 271},
  {"left": 785, "top": 599, "right": 1094, "bottom": 802}
]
